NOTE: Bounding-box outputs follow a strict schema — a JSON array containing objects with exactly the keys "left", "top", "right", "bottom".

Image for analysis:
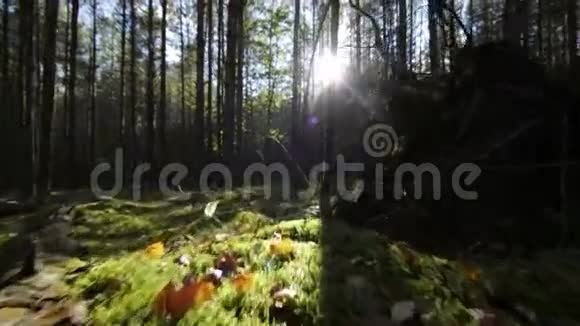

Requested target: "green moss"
[{"left": 61, "top": 195, "right": 580, "bottom": 325}]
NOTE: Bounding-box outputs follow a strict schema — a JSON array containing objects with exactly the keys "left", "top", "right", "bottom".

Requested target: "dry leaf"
[
  {"left": 145, "top": 242, "right": 165, "bottom": 258},
  {"left": 232, "top": 273, "right": 253, "bottom": 294},
  {"left": 204, "top": 200, "right": 220, "bottom": 218},
  {"left": 152, "top": 282, "right": 176, "bottom": 317},
  {"left": 459, "top": 262, "right": 481, "bottom": 282},
  {"left": 153, "top": 278, "right": 216, "bottom": 321}
]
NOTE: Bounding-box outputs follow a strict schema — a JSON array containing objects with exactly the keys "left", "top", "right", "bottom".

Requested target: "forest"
[{"left": 0, "top": 0, "right": 578, "bottom": 324}]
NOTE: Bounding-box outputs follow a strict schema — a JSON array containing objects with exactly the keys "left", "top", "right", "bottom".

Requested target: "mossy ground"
[{"left": 2, "top": 189, "right": 580, "bottom": 325}]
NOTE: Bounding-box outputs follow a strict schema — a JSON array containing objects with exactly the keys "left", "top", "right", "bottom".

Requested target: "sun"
[{"left": 313, "top": 52, "right": 347, "bottom": 86}]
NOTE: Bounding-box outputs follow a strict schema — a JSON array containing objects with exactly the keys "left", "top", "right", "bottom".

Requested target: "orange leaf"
[
  {"left": 153, "top": 277, "right": 217, "bottom": 321},
  {"left": 152, "top": 282, "right": 176, "bottom": 318},
  {"left": 166, "top": 280, "right": 216, "bottom": 320},
  {"left": 192, "top": 281, "right": 216, "bottom": 305},
  {"left": 232, "top": 273, "right": 253, "bottom": 294},
  {"left": 459, "top": 262, "right": 481, "bottom": 282}
]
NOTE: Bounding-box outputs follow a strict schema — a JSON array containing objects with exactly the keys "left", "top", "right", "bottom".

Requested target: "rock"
[
  {"left": 0, "top": 307, "right": 33, "bottom": 324},
  {"left": 214, "top": 233, "right": 229, "bottom": 242},
  {"left": 68, "top": 301, "right": 88, "bottom": 325},
  {"left": 20, "top": 271, "right": 61, "bottom": 290},
  {"left": 176, "top": 255, "right": 191, "bottom": 267},
  {"left": 391, "top": 301, "right": 416, "bottom": 323}
]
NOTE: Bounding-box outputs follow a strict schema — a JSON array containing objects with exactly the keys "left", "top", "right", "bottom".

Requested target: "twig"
[{"left": 477, "top": 119, "right": 542, "bottom": 160}]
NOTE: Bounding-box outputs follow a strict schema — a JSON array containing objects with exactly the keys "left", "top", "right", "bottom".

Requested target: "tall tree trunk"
[
  {"left": 17, "top": 0, "right": 26, "bottom": 126},
  {"left": 223, "top": 0, "right": 238, "bottom": 163},
  {"left": 428, "top": 0, "right": 440, "bottom": 74},
  {"left": 448, "top": 0, "right": 456, "bottom": 70},
  {"left": 62, "top": 0, "right": 70, "bottom": 138},
  {"left": 235, "top": 3, "right": 244, "bottom": 155},
  {"left": 159, "top": 0, "right": 168, "bottom": 162},
  {"left": 266, "top": 20, "right": 274, "bottom": 133},
  {"left": 129, "top": 0, "right": 137, "bottom": 167},
  {"left": 567, "top": 0, "right": 577, "bottom": 69},
  {"left": 206, "top": 0, "right": 214, "bottom": 154},
  {"left": 546, "top": 0, "right": 553, "bottom": 67},
  {"left": 1, "top": 0, "right": 8, "bottom": 100},
  {"left": 146, "top": 0, "right": 155, "bottom": 167},
  {"left": 398, "top": 0, "right": 407, "bottom": 76},
  {"left": 89, "top": 0, "right": 97, "bottom": 171},
  {"left": 216, "top": 0, "right": 224, "bottom": 154},
  {"left": 194, "top": 0, "right": 206, "bottom": 156},
  {"left": 537, "top": 0, "right": 543, "bottom": 58},
  {"left": 354, "top": 0, "right": 361, "bottom": 73},
  {"left": 67, "top": 0, "right": 79, "bottom": 187},
  {"left": 291, "top": 0, "right": 302, "bottom": 151},
  {"left": 382, "top": 0, "right": 390, "bottom": 75},
  {"left": 37, "top": 0, "right": 59, "bottom": 200},
  {"left": 119, "top": 0, "right": 126, "bottom": 147},
  {"left": 409, "top": 0, "right": 414, "bottom": 70},
  {"left": 290, "top": 0, "right": 302, "bottom": 151},
  {"left": 321, "top": 0, "right": 339, "bottom": 218},
  {"left": 21, "top": 0, "right": 36, "bottom": 195},
  {"left": 179, "top": 0, "right": 186, "bottom": 146}
]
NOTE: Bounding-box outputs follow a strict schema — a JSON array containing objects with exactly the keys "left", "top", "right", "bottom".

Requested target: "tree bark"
[
  {"left": 291, "top": 0, "right": 302, "bottom": 151},
  {"left": 89, "top": 0, "right": 97, "bottom": 170},
  {"left": 321, "top": 0, "right": 339, "bottom": 217},
  {"left": 235, "top": 2, "right": 244, "bottom": 155},
  {"left": 428, "top": 0, "right": 440, "bottom": 74},
  {"left": 119, "top": 0, "right": 126, "bottom": 147},
  {"left": 354, "top": 0, "right": 361, "bottom": 73},
  {"left": 1, "top": 0, "right": 8, "bottom": 101},
  {"left": 179, "top": 0, "right": 187, "bottom": 145},
  {"left": 567, "top": 0, "right": 577, "bottom": 69},
  {"left": 206, "top": 0, "right": 214, "bottom": 154},
  {"left": 145, "top": 0, "right": 155, "bottom": 169},
  {"left": 129, "top": 0, "right": 137, "bottom": 167},
  {"left": 159, "top": 0, "right": 168, "bottom": 162},
  {"left": 398, "top": 0, "right": 408, "bottom": 76},
  {"left": 217, "top": 0, "right": 224, "bottom": 154},
  {"left": 37, "top": 0, "right": 59, "bottom": 200},
  {"left": 67, "top": 0, "right": 78, "bottom": 187},
  {"left": 223, "top": 0, "right": 239, "bottom": 163},
  {"left": 194, "top": 0, "right": 206, "bottom": 156}
]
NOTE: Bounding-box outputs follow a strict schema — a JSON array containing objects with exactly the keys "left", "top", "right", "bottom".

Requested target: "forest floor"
[{"left": 0, "top": 189, "right": 579, "bottom": 325}]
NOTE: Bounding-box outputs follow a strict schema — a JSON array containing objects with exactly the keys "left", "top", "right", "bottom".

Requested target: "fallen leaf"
[
  {"left": 153, "top": 278, "right": 216, "bottom": 321},
  {"left": 152, "top": 282, "right": 177, "bottom": 318},
  {"left": 204, "top": 200, "right": 220, "bottom": 218},
  {"left": 232, "top": 273, "right": 253, "bottom": 294},
  {"left": 459, "top": 262, "right": 481, "bottom": 282},
  {"left": 145, "top": 242, "right": 165, "bottom": 258}
]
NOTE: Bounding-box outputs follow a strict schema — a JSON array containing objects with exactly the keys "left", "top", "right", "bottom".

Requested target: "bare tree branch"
[
  {"left": 348, "top": 0, "right": 386, "bottom": 60},
  {"left": 441, "top": 2, "right": 473, "bottom": 46}
]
